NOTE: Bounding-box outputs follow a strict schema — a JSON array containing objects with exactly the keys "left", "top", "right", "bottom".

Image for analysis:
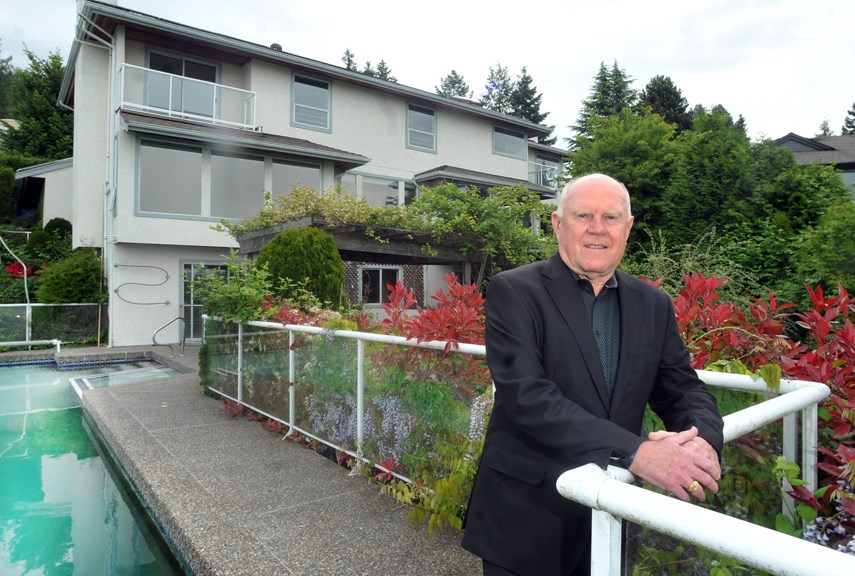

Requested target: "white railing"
[
  {"left": 528, "top": 162, "right": 560, "bottom": 190},
  {"left": 203, "top": 317, "right": 840, "bottom": 571},
  {"left": 120, "top": 64, "right": 257, "bottom": 130}
]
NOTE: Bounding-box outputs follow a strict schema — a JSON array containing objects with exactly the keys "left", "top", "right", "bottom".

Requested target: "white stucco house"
[{"left": 58, "top": 0, "right": 564, "bottom": 347}]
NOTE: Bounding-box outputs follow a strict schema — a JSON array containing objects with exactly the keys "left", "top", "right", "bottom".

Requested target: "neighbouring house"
[
  {"left": 58, "top": 0, "right": 564, "bottom": 347},
  {"left": 775, "top": 132, "right": 855, "bottom": 191},
  {"left": 14, "top": 158, "right": 73, "bottom": 221}
]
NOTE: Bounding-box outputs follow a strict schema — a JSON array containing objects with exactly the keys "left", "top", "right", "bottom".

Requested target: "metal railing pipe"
[{"left": 557, "top": 464, "right": 855, "bottom": 576}]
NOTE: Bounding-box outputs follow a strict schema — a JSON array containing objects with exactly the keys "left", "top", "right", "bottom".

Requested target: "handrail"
[
  {"left": 0, "top": 339, "right": 62, "bottom": 353},
  {"left": 557, "top": 463, "right": 855, "bottom": 575},
  {"left": 152, "top": 316, "right": 185, "bottom": 357}
]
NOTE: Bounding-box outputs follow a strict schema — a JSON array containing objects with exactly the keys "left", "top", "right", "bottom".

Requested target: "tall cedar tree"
[
  {"left": 0, "top": 42, "right": 13, "bottom": 119},
  {"left": 375, "top": 60, "right": 397, "bottom": 83},
  {"left": 571, "top": 61, "right": 637, "bottom": 147},
  {"left": 435, "top": 70, "right": 471, "bottom": 98},
  {"left": 509, "top": 67, "right": 555, "bottom": 145},
  {"left": 816, "top": 119, "right": 835, "bottom": 137},
  {"left": 0, "top": 49, "right": 72, "bottom": 160},
  {"left": 842, "top": 102, "right": 855, "bottom": 135},
  {"left": 478, "top": 63, "right": 514, "bottom": 115},
  {"left": 639, "top": 75, "right": 693, "bottom": 133}
]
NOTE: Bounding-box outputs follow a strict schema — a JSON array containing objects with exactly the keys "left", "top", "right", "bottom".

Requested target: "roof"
[
  {"left": 775, "top": 132, "right": 855, "bottom": 168},
  {"left": 120, "top": 111, "right": 370, "bottom": 171},
  {"left": 62, "top": 1, "right": 553, "bottom": 139},
  {"left": 414, "top": 165, "right": 556, "bottom": 197},
  {"left": 14, "top": 157, "right": 74, "bottom": 179}
]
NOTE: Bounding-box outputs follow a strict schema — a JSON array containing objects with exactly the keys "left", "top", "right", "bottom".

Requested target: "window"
[
  {"left": 272, "top": 159, "right": 322, "bottom": 197},
  {"left": 493, "top": 126, "right": 526, "bottom": 159},
  {"left": 137, "top": 139, "right": 318, "bottom": 220},
  {"left": 139, "top": 141, "right": 202, "bottom": 215},
  {"left": 360, "top": 267, "right": 400, "bottom": 305},
  {"left": 182, "top": 263, "right": 227, "bottom": 340},
  {"left": 361, "top": 176, "right": 400, "bottom": 207},
  {"left": 293, "top": 75, "right": 330, "bottom": 130},
  {"left": 148, "top": 52, "right": 217, "bottom": 118},
  {"left": 407, "top": 104, "right": 436, "bottom": 151},
  {"left": 210, "top": 152, "right": 265, "bottom": 219}
]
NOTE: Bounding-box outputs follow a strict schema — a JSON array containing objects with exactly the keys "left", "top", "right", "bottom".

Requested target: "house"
[
  {"left": 13, "top": 158, "right": 74, "bottom": 221},
  {"left": 58, "top": 0, "right": 564, "bottom": 347},
  {"left": 775, "top": 132, "right": 855, "bottom": 191}
]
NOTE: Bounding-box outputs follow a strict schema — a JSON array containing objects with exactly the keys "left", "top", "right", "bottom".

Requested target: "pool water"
[{"left": 0, "top": 362, "right": 184, "bottom": 575}]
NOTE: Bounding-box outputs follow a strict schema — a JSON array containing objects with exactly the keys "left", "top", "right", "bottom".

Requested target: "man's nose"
[{"left": 587, "top": 218, "right": 606, "bottom": 233}]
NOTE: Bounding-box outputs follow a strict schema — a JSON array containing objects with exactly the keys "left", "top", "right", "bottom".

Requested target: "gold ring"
[{"left": 688, "top": 480, "right": 700, "bottom": 493}]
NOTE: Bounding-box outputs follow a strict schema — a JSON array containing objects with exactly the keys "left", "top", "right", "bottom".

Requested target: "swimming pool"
[{"left": 0, "top": 361, "right": 184, "bottom": 575}]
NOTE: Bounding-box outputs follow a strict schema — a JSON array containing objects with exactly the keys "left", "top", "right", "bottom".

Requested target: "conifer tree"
[
  {"left": 435, "top": 70, "right": 471, "bottom": 98},
  {"left": 640, "top": 75, "right": 692, "bottom": 133},
  {"left": 842, "top": 102, "right": 855, "bottom": 135},
  {"left": 509, "top": 67, "right": 555, "bottom": 145},
  {"left": 571, "top": 60, "right": 637, "bottom": 146},
  {"left": 341, "top": 48, "right": 357, "bottom": 71},
  {"left": 375, "top": 60, "right": 397, "bottom": 83},
  {"left": 478, "top": 63, "right": 515, "bottom": 115},
  {"left": 816, "top": 119, "right": 835, "bottom": 137}
]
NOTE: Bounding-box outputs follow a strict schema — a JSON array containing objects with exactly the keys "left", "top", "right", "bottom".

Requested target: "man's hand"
[{"left": 629, "top": 426, "right": 720, "bottom": 502}]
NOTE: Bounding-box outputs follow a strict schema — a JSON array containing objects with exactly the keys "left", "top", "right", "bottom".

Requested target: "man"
[{"left": 461, "top": 173, "right": 724, "bottom": 576}]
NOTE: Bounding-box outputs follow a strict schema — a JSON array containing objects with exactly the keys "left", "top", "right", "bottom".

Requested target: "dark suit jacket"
[{"left": 461, "top": 254, "right": 724, "bottom": 576}]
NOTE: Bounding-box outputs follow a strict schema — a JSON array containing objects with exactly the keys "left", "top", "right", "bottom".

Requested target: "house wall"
[
  {"left": 109, "top": 243, "right": 231, "bottom": 346},
  {"left": 41, "top": 164, "right": 74, "bottom": 225},
  {"left": 71, "top": 30, "right": 111, "bottom": 249}
]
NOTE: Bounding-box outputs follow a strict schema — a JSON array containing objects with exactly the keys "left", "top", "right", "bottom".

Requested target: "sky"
[{"left": 2, "top": 0, "right": 854, "bottom": 145}]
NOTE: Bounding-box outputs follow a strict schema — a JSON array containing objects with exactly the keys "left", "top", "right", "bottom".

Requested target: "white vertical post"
[
  {"left": 782, "top": 411, "right": 797, "bottom": 517},
  {"left": 236, "top": 323, "right": 243, "bottom": 404},
  {"left": 590, "top": 509, "right": 622, "bottom": 576},
  {"left": 357, "top": 339, "right": 365, "bottom": 465},
  {"left": 802, "top": 405, "right": 818, "bottom": 492},
  {"left": 25, "top": 304, "right": 32, "bottom": 344},
  {"left": 289, "top": 330, "right": 296, "bottom": 429}
]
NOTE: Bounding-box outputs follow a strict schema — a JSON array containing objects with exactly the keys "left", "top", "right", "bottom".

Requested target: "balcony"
[
  {"left": 528, "top": 162, "right": 560, "bottom": 191},
  {"left": 120, "top": 64, "right": 256, "bottom": 130}
]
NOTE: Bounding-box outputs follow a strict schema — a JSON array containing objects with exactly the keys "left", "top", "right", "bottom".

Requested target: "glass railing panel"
[{"left": 239, "top": 326, "right": 291, "bottom": 421}]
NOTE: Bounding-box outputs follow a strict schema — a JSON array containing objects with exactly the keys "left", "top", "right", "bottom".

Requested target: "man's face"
[{"left": 551, "top": 176, "right": 634, "bottom": 289}]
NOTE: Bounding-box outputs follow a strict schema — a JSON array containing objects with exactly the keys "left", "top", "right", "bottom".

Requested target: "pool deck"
[{"left": 2, "top": 345, "right": 480, "bottom": 576}]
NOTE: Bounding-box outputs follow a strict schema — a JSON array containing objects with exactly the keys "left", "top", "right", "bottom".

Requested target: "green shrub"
[
  {"left": 0, "top": 167, "right": 15, "bottom": 222},
  {"left": 35, "top": 249, "right": 103, "bottom": 303},
  {"left": 25, "top": 229, "right": 51, "bottom": 256},
  {"left": 43, "top": 217, "right": 72, "bottom": 239},
  {"left": 256, "top": 226, "right": 344, "bottom": 307}
]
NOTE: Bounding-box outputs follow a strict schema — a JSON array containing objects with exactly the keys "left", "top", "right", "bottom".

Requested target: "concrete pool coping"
[{"left": 3, "top": 345, "right": 480, "bottom": 576}]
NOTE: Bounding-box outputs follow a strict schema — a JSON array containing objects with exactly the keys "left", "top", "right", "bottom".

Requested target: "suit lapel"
[
  {"left": 542, "top": 254, "right": 611, "bottom": 410},
  {"left": 611, "top": 271, "right": 644, "bottom": 408}
]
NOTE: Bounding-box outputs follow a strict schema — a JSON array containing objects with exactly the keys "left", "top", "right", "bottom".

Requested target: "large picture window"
[
  {"left": 293, "top": 75, "right": 330, "bottom": 130},
  {"left": 493, "top": 126, "right": 526, "bottom": 159},
  {"left": 407, "top": 104, "right": 436, "bottom": 151},
  {"left": 139, "top": 141, "right": 202, "bottom": 215},
  {"left": 138, "top": 139, "right": 319, "bottom": 220},
  {"left": 211, "top": 152, "right": 265, "bottom": 219}
]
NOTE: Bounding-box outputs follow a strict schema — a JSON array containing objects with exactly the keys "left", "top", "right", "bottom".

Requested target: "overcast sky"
[{"left": 2, "top": 0, "right": 853, "bottom": 145}]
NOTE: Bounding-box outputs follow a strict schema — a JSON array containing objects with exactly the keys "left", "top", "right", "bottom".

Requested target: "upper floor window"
[
  {"left": 147, "top": 51, "right": 218, "bottom": 118},
  {"left": 407, "top": 104, "right": 436, "bottom": 152},
  {"left": 293, "top": 75, "right": 331, "bottom": 130},
  {"left": 493, "top": 126, "right": 526, "bottom": 159}
]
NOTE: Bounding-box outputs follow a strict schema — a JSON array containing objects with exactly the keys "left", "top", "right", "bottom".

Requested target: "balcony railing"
[
  {"left": 528, "top": 162, "right": 561, "bottom": 190},
  {"left": 119, "top": 64, "right": 256, "bottom": 130}
]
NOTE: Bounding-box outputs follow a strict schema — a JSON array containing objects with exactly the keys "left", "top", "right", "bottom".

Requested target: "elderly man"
[{"left": 461, "top": 173, "right": 724, "bottom": 576}]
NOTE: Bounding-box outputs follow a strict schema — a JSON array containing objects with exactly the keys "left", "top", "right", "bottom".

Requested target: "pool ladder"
[{"left": 152, "top": 316, "right": 186, "bottom": 357}]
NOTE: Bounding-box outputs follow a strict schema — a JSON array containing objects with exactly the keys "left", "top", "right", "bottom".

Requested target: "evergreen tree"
[
  {"left": 478, "top": 63, "right": 515, "bottom": 115},
  {"left": 375, "top": 60, "right": 397, "bottom": 83},
  {"left": 842, "top": 102, "right": 855, "bottom": 135},
  {"left": 362, "top": 61, "right": 376, "bottom": 77},
  {"left": 509, "top": 67, "right": 555, "bottom": 145},
  {"left": 341, "top": 48, "right": 357, "bottom": 71},
  {"left": 0, "top": 41, "right": 14, "bottom": 119},
  {"left": 639, "top": 75, "right": 692, "bottom": 133},
  {"left": 816, "top": 119, "right": 835, "bottom": 137},
  {"left": 571, "top": 60, "right": 637, "bottom": 145},
  {"left": 435, "top": 70, "right": 471, "bottom": 98},
  {"left": 0, "top": 49, "right": 72, "bottom": 160}
]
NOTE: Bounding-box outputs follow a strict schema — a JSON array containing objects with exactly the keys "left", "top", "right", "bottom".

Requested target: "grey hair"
[{"left": 556, "top": 173, "right": 633, "bottom": 218}]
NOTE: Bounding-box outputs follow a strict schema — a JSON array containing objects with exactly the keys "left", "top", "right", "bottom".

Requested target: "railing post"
[
  {"left": 356, "top": 338, "right": 365, "bottom": 467},
  {"left": 782, "top": 411, "right": 797, "bottom": 518},
  {"left": 237, "top": 323, "right": 243, "bottom": 405},
  {"left": 802, "top": 404, "right": 819, "bottom": 492},
  {"left": 25, "top": 303, "right": 32, "bottom": 344},
  {"left": 289, "top": 329, "right": 296, "bottom": 430},
  {"left": 590, "top": 510, "right": 622, "bottom": 576}
]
